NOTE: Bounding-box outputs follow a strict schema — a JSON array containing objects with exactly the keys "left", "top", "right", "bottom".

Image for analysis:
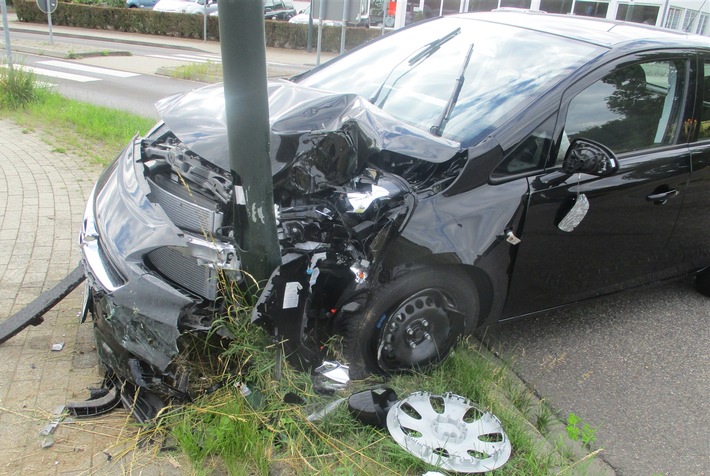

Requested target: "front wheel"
[{"left": 337, "top": 267, "right": 478, "bottom": 379}]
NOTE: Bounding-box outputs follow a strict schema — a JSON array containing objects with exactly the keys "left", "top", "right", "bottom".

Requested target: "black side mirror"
[{"left": 562, "top": 138, "right": 619, "bottom": 177}]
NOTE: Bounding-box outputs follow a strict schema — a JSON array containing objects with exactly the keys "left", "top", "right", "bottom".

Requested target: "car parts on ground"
[{"left": 387, "top": 392, "right": 511, "bottom": 473}]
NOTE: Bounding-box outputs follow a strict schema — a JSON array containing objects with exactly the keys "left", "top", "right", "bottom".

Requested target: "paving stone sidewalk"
[{"left": 0, "top": 120, "right": 185, "bottom": 474}]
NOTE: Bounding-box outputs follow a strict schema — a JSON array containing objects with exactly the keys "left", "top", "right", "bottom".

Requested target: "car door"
[
  {"left": 665, "top": 53, "right": 710, "bottom": 272},
  {"left": 503, "top": 53, "right": 694, "bottom": 318}
]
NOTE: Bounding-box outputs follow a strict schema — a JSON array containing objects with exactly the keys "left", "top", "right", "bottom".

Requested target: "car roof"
[{"left": 452, "top": 11, "right": 710, "bottom": 50}]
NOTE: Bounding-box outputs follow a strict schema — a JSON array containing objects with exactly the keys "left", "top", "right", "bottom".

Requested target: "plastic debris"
[
  {"left": 313, "top": 361, "right": 350, "bottom": 393},
  {"left": 39, "top": 405, "right": 67, "bottom": 449},
  {"left": 306, "top": 397, "right": 347, "bottom": 422},
  {"left": 347, "top": 387, "right": 398, "bottom": 428},
  {"left": 50, "top": 342, "right": 65, "bottom": 351}
]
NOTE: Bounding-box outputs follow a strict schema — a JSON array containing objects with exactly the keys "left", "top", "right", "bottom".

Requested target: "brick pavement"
[{"left": 0, "top": 120, "right": 185, "bottom": 474}]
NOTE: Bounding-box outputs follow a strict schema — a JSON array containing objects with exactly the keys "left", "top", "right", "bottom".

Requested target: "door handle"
[{"left": 646, "top": 189, "right": 678, "bottom": 204}]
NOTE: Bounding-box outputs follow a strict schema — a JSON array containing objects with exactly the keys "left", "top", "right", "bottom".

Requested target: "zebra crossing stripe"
[
  {"left": 0, "top": 64, "right": 99, "bottom": 82},
  {"left": 38, "top": 60, "right": 140, "bottom": 78}
]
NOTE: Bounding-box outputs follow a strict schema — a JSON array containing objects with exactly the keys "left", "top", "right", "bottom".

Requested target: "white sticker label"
[{"left": 283, "top": 281, "right": 302, "bottom": 309}]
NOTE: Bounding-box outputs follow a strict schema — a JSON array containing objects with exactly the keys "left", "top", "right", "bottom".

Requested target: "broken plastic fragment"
[
  {"left": 39, "top": 405, "right": 66, "bottom": 448},
  {"left": 558, "top": 193, "right": 589, "bottom": 232},
  {"left": 313, "top": 361, "right": 350, "bottom": 393},
  {"left": 347, "top": 387, "right": 398, "bottom": 428},
  {"left": 350, "top": 260, "right": 370, "bottom": 284},
  {"left": 347, "top": 185, "right": 390, "bottom": 213},
  {"left": 50, "top": 342, "right": 65, "bottom": 351},
  {"left": 306, "top": 397, "right": 347, "bottom": 422}
]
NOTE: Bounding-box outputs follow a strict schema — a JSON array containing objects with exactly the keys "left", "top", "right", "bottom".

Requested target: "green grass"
[
  {"left": 165, "top": 62, "right": 223, "bottom": 83},
  {"left": 159, "top": 302, "right": 594, "bottom": 475},
  {"left": 0, "top": 77, "right": 155, "bottom": 165}
]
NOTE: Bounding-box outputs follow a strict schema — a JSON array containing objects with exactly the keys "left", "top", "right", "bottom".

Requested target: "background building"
[{"left": 381, "top": 0, "right": 709, "bottom": 36}]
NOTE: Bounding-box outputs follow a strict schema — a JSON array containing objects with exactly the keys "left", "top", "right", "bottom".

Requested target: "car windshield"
[{"left": 297, "top": 16, "right": 603, "bottom": 145}]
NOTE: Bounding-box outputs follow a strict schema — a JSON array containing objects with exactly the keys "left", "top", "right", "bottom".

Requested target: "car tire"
[
  {"left": 696, "top": 268, "right": 710, "bottom": 297},
  {"left": 337, "top": 267, "right": 478, "bottom": 379}
]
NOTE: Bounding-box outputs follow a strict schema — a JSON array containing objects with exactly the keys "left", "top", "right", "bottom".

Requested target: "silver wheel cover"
[{"left": 386, "top": 392, "right": 511, "bottom": 473}]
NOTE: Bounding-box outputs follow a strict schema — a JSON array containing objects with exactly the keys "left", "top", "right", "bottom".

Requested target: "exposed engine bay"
[
  {"left": 138, "top": 110, "right": 466, "bottom": 369},
  {"left": 79, "top": 82, "right": 466, "bottom": 416}
]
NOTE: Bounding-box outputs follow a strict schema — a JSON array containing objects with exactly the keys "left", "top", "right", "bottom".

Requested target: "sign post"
[
  {"left": 311, "top": 0, "right": 360, "bottom": 63},
  {"left": 36, "top": 0, "right": 58, "bottom": 45},
  {"left": 1, "top": 0, "right": 12, "bottom": 67}
]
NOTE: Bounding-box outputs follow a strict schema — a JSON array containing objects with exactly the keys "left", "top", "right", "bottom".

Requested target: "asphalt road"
[
  {"left": 483, "top": 276, "right": 710, "bottom": 475},
  {"left": 8, "top": 30, "right": 214, "bottom": 118},
  {"left": 3, "top": 25, "right": 709, "bottom": 476}
]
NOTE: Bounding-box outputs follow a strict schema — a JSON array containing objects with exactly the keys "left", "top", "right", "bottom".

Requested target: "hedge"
[{"left": 13, "top": 1, "right": 383, "bottom": 51}]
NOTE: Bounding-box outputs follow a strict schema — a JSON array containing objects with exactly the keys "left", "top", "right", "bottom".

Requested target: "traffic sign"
[{"left": 36, "top": 0, "right": 57, "bottom": 14}]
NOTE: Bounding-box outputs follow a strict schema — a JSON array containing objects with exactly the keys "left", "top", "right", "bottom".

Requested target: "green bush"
[
  {"left": 13, "top": 0, "right": 382, "bottom": 51},
  {"left": 65, "top": 0, "right": 124, "bottom": 7}
]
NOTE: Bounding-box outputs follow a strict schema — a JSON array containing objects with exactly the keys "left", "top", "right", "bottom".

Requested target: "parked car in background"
[
  {"left": 153, "top": 0, "right": 217, "bottom": 14},
  {"left": 289, "top": 4, "right": 370, "bottom": 27},
  {"left": 264, "top": 0, "right": 296, "bottom": 20},
  {"left": 126, "top": 0, "right": 158, "bottom": 8},
  {"left": 288, "top": 5, "right": 343, "bottom": 26},
  {"left": 79, "top": 11, "right": 710, "bottom": 417}
]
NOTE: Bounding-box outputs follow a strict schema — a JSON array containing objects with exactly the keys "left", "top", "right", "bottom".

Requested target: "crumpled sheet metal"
[
  {"left": 386, "top": 391, "right": 511, "bottom": 473},
  {"left": 155, "top": 80, "right": 462, "bottom": 175}
]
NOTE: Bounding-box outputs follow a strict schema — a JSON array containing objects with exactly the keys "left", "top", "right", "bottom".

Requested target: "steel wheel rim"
[{"left": 377, "top": 287, "right": 465, "bottom": 371}]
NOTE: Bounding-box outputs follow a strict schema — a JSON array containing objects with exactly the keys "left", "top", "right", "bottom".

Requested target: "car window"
[
  {"left": 493, "top": 115, "right": 555, "bottom": 177},
  {"left": 698, "top": 60, "right": 710, "bottom": 141},
  {"left": 563, "top": 59, "right": 688, "bottom": 155},
  {"left": 297, "top": 17, "right": 602, "bottom": 146}
]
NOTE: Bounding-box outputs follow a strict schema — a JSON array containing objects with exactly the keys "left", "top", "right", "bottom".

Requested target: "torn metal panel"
[{"left": 156, "top": 81, "right": 462, "bottom": 174}]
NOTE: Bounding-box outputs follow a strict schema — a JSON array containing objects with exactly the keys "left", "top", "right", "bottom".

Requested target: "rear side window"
[
  {"left": 564, "top": 59, "right": 687, "bottom": 154},
  {"left": 699, "top": 60, "right": 710, "bottom": 141}
]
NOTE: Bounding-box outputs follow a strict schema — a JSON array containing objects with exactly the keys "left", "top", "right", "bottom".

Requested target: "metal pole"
[
  {"left": 307, "top": 5, "right": 313, "bottom": 53},
  {"left": 1, "top": 0, "right": 12, "bottom": 67},
  {"left": 48, "top": 6, "right": 53, "bottom": 45},
  {"left": 316, "top": 0, "right": 325, "bottom": 65},
  {"left": 340, "top": 0, "right": 349, "bottom": 54},
  {"left": 203, "top": 5, "right": 207, "bottom": 42},
  {"left": 217, "top": 0, "right": 281, "bottom": 283}
]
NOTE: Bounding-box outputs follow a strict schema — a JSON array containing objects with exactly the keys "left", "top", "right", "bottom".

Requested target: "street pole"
[
  {"left": 203, "top": 6, "right": 207, "bottom": 42},
  {"left": 340, "top": 0, "right": 350, "bottom": 54},
  {"left": 1, "top": 0, "right": 12, "bottom": 67},
  {"left": 47, "top": 7, "right": 53, "bottom": 45},
  {"left": 316, "top": 0, "right": 325, "bottom": 65},
  {"left": 217, "top": 0, "right": 281, "bottom": 284}
]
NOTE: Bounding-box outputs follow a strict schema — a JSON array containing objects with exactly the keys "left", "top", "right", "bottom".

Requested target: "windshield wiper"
[
  {"left": 407, "top": 27, "right": 461, "bottom": 66},
  {"left": 430, "top": 42, "right": 474, "bottom": 137},
  {"left": 369, "top": 27, "right": 462, "bottom": 106}
]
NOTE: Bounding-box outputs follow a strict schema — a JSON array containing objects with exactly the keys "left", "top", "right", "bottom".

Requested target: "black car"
[
  {"left": 264, "top": 0, "right": 296, "bottom": 20},
  {"left": 79, "top": 11, "right": 710, "bottom": 411}
]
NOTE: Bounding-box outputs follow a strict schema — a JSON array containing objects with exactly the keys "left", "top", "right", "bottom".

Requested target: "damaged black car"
[{"left": 79, "top": 11, "right": 710, "bottom": 410}]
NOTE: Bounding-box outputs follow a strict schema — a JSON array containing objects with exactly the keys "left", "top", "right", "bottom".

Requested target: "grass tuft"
[{"left": 0, "top": 61, "right": 46, "bottom": 109}]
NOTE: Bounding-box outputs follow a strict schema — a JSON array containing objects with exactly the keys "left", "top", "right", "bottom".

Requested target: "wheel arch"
[{"left": 381, "top": 254, "right": 496, "bottom": 330}]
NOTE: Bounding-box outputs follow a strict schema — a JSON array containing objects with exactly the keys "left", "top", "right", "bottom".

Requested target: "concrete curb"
[{"left": 1, "top": 41, "right": 132, "bottom": 59}]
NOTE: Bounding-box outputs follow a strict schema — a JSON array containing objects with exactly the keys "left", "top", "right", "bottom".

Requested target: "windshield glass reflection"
[{"left": 298, "top": 16, "right": 602, "bottom": 146}]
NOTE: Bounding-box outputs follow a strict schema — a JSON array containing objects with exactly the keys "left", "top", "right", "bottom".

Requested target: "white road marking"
[
  {"left": 38, "top": 60, "right": 140, "bottom": 78},
  {"left": 147, "top": 53, "right": 221, "bottom": 64},
  {"left": 0, "top": 64, "right": 99, "bottom": 82},
  {"left": 174, "top": 53, "right": 221, "bottom": 63}
]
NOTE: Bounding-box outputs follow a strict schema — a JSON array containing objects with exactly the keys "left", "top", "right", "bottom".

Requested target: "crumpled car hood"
[{"left": 155, "top": 80, "right": 461, "bottom": 174}]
